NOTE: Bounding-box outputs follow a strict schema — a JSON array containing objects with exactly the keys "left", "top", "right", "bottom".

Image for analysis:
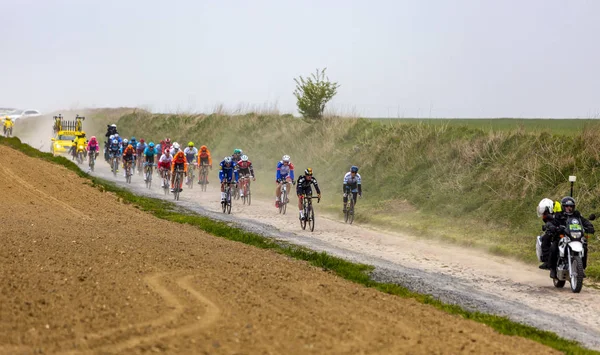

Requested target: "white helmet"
[
  {"left": 224, "top": 156, "right": 232, "bottom": 163},
  {"left": 111, "top": 124, "right": 117, "bottom": 128},
  {"left": 123, "top": 138, "right": 129, "bottom": 144},
  {"left": 114, "top": 133, "right": 119, "bottom": 138},
  {"left": 537, "top": 198, "right": 555, "bottom": 218},
  {"left": 172, "top": 142, "right": 180, "bottom": 150},
  {"left": 109, "top": 135, "right": 115, "bottom": 140},
  {"left": 112, "top": 139, "right": 118, "bottom": 144},
  {"left": 282, "top": 155, "right": 290, "bottom": 162},
  {"left": 241, "top": 154, "right": 248, "bottom": 162}
]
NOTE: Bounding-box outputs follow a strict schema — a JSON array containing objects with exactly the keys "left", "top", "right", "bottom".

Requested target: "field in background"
[
  {"left": 109, "top": 112, "right": 600, "bottom": 279},
  {"left": 372, "top": 118, "right": 600, "bottom": 135}
]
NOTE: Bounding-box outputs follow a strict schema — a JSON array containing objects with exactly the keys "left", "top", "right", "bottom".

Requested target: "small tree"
[{"left": 293, "top": 68, "right": 340, "bottom": 120}]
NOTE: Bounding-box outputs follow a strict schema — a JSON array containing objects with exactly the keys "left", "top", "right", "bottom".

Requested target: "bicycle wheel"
[
  {"left": 226, "top": 197, "right": 232, "bottom": 214},
  {"left": 174, "top": 174, "right": 180, "bottom": 200},
  {"left": 112, "top": 159, "right": 118, "bottom": 177},
  {"left": 308, "top": 205, "right": 315, "bottom": 232},
  {"left": 248, "top": 185, "right": 252, "bottom": 206},
  {"left": 348, "top": 199, "right": 355, "bottom": 224},
  {"left": 282, "top": 189, "right": 287, "bottom": 215},
  {"left": 145, "top": 169, "right": 151, "bottom": 188}
]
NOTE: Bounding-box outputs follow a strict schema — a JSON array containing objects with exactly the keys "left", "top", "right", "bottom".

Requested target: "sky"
[{"left": 1, "top": 0, "right": 599, "bottom": 118}]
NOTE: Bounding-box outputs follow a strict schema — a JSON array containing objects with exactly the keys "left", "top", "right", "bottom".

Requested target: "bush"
[{"left": 293, "top": 68, "right": 340, "bottom": 120}]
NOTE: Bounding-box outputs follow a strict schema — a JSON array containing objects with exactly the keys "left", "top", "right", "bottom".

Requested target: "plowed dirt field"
[{"left": 0, "top": 145, "right": 556, "bottom": 354}]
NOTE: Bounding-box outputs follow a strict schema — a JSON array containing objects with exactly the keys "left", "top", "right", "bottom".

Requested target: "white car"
[{"left": 5, "top": 109, "right": 41, "bottom": 121}]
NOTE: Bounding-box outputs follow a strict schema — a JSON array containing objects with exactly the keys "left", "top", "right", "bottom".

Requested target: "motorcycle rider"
[
  {"left": 548, "top": 196, "right": 594, "bottom": 279},
  {"left": 536, "top": 198, "right": 559, "bottom": 270},
  {"left": 105, "top": 124, "right": 118, "bottom": 139}
]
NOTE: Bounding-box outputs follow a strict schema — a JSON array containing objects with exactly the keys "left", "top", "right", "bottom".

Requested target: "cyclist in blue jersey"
[
  {"left": 219, "top": 156, "right": 239, "bottom": 204},
  {"left": 275, "top": 154, "right": 295, "bottom": 208}
]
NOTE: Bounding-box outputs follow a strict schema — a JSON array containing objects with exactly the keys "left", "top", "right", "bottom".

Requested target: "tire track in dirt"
[
  {"left": 0, "top": 163, "right": 91, "bottom": 220},
  {"left": 60, "top": 272, "right": 220, "bottom": 354}
]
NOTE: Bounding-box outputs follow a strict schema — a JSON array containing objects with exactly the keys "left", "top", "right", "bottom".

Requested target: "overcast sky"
[{"left": 1, "top": 0, "right": 598, "bottom": 118}]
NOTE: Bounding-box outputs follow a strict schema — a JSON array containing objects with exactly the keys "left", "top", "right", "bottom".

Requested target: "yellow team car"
[{"left": 51, "top": 130, "right": 77, "bottom": 156}]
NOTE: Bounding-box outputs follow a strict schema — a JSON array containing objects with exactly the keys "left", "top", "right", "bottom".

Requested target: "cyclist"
[
  {"left": 275, "top": 155, "right": 295, "bottom": 208},
  {"left": 161, "top": 138, "right": 172, "bottom": 156},
  {"left": 184, "top": 142, "right": 198, "bottom": 184},
  {"left": 170, "top": 141, "right": 180, "bottom": 156},
  {"left": 170, "top": 142, "right": 188, "bottom": 192},
  {"left": 143, "top": 142, "right": 158, "bottom": 181},
  {"left": 136, "top": 139, "right": 147, "bottom": 167},
  {"left": 343, "top": 166, "right": 362, "bottom": 213},
  {"left": 108, "top": 139, "right": 121, "bottom": 172},
  {"left": 86, "top": 136, "right": 100, "bottom": 159},
  {"left": 237, "top": 154, "right": 255, "bottom": 198},
  {"left": 158, "top": 147, "right": 173, "bottom": 188},
  {"left": 219, "top": 156, "right": 239, "bottom": 204},
  {"left": 232, "top": 148, "right": 243, "bottom": 162},
  {"left": 296, "top": 168, "right": 321, "bottom": 220},
  {"left": 122, "top": 141, "right": 136, "bottom": 176},
  {"left": 129, "top": 136, "right": 138, "bottom": 151},
  {"left": 3, "top": 116, "right": 13, "bottom": 135},
  {"left": 197, "top": 145, "right": 213, "bottom": 184}
]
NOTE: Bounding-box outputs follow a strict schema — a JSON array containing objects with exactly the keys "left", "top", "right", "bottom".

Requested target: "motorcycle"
[{"left": 537, "top": 214, "right": 595, "bottom": 293}]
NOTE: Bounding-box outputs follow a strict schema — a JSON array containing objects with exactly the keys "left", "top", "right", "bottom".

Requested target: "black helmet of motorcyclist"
[{"left": 561, "top": 196, "right": 576, "bottom": 216}]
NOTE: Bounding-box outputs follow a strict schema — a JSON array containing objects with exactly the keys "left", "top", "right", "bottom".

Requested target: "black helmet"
[{"left": 561, "top": 196, "right": 576, "bottom": 215}]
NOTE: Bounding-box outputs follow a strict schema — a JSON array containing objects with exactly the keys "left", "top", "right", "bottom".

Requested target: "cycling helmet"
[
  {"left": 224, "top": 156, "right": 232, "bottom": 164},
  {"left": 140, "top": 138, "right": 145, "bottom": 143},
  {"left": 111, "top": 124, "right": 117, "bottom": 128},
  {"left": 109, "top": 135, "right": 115, "bottom": 140},
  {"left": 131, "top": 136, "right": 136, "bottom": 140},
  {"left": 166, "top": 138, "right": 171, "bottom": 144},
  {"left": 561, "top": 196, "right": 576, "bottom": 215},
  {"left": 114, "top": 133, "right": 119, "bottom": 138},
  {"left": 149, "top": 142, "right": 155, "bottom": 148},
  {"left": 282, "top": 155, "right": 290, "bottom": 162},
  {"left": 200, "top": 145, "right": 207, "bottom": 151},
  {"left": 123, "top": 138, "right": 128, "bottom": 144},
  {"left": 241, "top": 154, "right": 248, "bottom": 162},
  {"left": 350, "top": 166, "right": 359, "bottom": 173},
  {"left": 172, "top": 142, "right": 180, "bottom": 150},
  {"left": 233, "top": 148, "right": 242, "bottom": 155},
  {"left": 188, "top": 141, "right": 194, "bottom": 147},
  {"left": 536, "top": 198, "right": 554, "bottom": 218},
  {"left": 304, "top": 168, "right": 313, "bottom": 176},
  {"left": 112, "top": 139, "right": 118, "bottom": 144}
]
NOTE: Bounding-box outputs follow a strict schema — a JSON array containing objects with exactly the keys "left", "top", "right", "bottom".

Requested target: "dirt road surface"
[{"left": 0, "top": 144, "right": 562, "bottom": 353}]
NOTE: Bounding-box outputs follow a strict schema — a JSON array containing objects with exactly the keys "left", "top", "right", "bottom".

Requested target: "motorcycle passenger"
[
  {"left": 158, "top": 149, "right": 173, "bottom": 188},
  {"left": 108, "top": 139, "right": 121, "bottom": 172},
  {"left": 548, "top": 196, "right": 594, "bottom": 279},
  {"left": 197, "top": 145, "right": 213, "bottom": 184},
  {"left": 296, "top": 168, "right": 321, "bottom": 220},
  {"left": 105, "top": 124, "right": 118, "bottom": 139},
  {"left": 536, "top": 198, "right": 560, "bottom": 270},
  {"left": 219, "top": 156, "right": 239, "bottom": 204},
  {"left": 105, "top": 134, "right": 115, "bottom": 161},
  {"left": 170, "top": 142, "right": 188, "bottom": 192},
  {"left": 122, "top": 141, "right": 136, "bottom": 176},
  {"left": 275, "top": 155, "right": 295, "bottom": 208},
  {"left": 237, "top": 154, "right": 255, "bottom": 198},
  {"left": 343, "top": 166, "right": 362, "bottom": 214}
]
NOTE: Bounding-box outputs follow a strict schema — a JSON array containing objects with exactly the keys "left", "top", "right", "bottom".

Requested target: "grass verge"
[{"left": 1, "top": 135, "right": 596, "bottom": 355}]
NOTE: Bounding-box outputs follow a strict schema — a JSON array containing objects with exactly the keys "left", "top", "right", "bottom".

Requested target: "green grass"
[
  {"left": 0, "top": 135, "right": 597, "bottom": 355},
  {"left": 113, "top": 112, "right": 600, "bottom": 280},
  {"left": 371, "top": 118, "right": 600, "bottom": 135}
]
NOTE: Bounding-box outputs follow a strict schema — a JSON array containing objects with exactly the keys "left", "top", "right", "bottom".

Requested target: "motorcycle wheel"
[{"left": 570, "top": 256, "right": 584, "bottom": 293}]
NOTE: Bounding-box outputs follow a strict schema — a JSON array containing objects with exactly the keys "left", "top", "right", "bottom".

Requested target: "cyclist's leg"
[{"left": 352, "top": 191, "right": 358, "bottom": 205}]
